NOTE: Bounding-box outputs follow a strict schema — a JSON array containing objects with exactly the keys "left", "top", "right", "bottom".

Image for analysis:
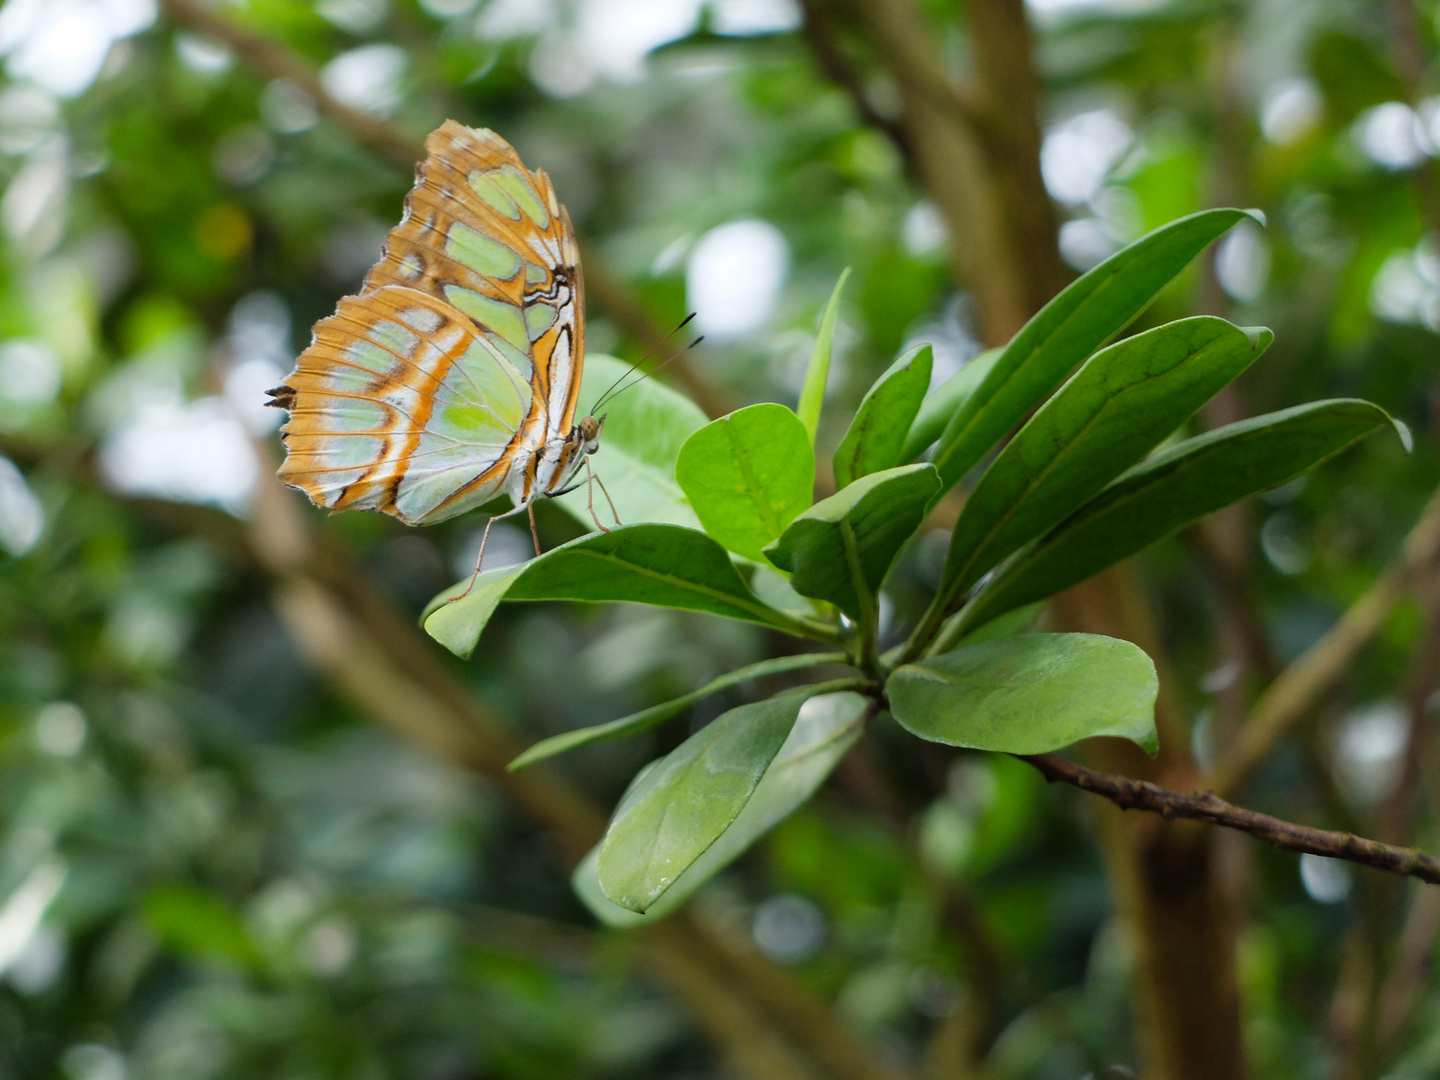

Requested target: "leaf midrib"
[
  {"left": 725, "top": 418, "right": 786, "bottom": 538},
  {"left": 530, "top": 547, "right": 796, "bottom": 629},
  {"left": 944, "top": 331, "right": 1235, "bottom": 600},
  {"left": 935, "top": 224, "right": 1223, "bottom": 478},
  {"left": 990, "top": 412, "right": 1370, "bottom": 586}
]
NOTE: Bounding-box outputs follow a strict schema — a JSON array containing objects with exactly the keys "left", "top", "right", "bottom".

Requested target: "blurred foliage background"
[{"left": 1, "top": 0, "right": 1440, "bottom": 1078}]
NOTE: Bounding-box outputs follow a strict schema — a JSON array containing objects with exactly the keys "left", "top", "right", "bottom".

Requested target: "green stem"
[
  {"left": 774, "top": 675, "right": 881, "bottom": 699},
  {"left": 895, "top": 592, "right": 951, "bottom": 666},
  {"left": 925, "top": 601, "right": 983, "bottom": 658},
  {"left": 839, "top": 519, "right": 881, "bottom": 676}
]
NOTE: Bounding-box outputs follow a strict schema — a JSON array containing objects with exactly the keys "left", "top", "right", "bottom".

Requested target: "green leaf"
[
  {"left": 676, "top": 403, "right": 816, "bottom": 562},
  {"left": 765, "top": 464, "right": 939, "bottom": 621},
  {"left": 888, "top": 633, "right": 1159, "bottom": 755},
  {"left": 929, "top": 208, "right": 1258, "bottom": 493},
  {"left": 554, "top": 353, "right": 708, "bottom": 529},
  {"left": 423, "top": 524, "right": 826, "bottom": 659},
  {"left": 578, "top": 691, "right": 869, "bottom": 925},
  {"left": 797, "top": 268, "right": 851, "bottom": 445},
  {"left": 901, "top": 347, "right": 1001, "bottom": 464},
  {"left": 882, "top": 600, "right": 1042, "bottom": 670},
  {"left": 952, "top": 601, "right": 1044, "bottom": 648},
  {"left": 421, "top": 566, "right": 523, "bottom": 659},
  {"left": 934, "top": 317, "right": 1271, "bottom": 611},
  {"left": 957, "top": 400, "right": 1397, "bottom": 635},
  {"left": 507, "top": 651, "right": 848, "bottom": 770},
  {"left": 750, "top": 564, "right": 823, "bottom": 618},
  {"left": 833, "top": 344, "right": 933, "bottom": 488},
  {"left": 597, "top": 693, "right": 807, "bottom": 911}
]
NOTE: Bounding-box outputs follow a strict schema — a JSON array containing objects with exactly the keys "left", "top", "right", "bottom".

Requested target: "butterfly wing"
[
  {"left": 362, "top": 121, "right": 586, "bottom": 448},
  {"left": 274, "top": 285, "right": 536, "bottom": 525}
]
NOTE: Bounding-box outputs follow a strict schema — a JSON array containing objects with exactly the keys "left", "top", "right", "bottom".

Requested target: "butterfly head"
[{"left": 578, "top": 413, "right": 604, "bottom": 454}]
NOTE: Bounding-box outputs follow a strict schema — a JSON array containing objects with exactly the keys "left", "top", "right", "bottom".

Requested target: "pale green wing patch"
[
  {"left": 446, "top": 222, "right": 524, "bottom": 281},
  {"left": 443, "top": 287, "right": 531, "bottom": 355}
]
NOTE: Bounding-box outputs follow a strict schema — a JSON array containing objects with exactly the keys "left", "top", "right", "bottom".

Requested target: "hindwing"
[{"left": 275, "top": 285, "right": 536, "bottom": 525}]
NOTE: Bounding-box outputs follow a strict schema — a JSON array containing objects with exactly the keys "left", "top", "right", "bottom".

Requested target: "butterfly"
[{"left": 266, "top": 121, "right": 611, "bottom": 572}]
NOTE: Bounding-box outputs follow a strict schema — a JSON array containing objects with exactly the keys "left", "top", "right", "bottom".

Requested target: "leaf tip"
[
  {"left": 1241, "top": 207, "right": 1267, "bottom": 228},
  {"left": 1392, "top": 417, "right": 1415, "bottom": 454},
  {"left": 1242, "top": 325, "right": 1275, "bottom": 352}
]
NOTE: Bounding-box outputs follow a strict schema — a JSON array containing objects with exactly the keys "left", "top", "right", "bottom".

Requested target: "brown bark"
[
  {"left": 1024, "top": 754, "right": 1440, "bottom": 885},
  {"left": 847, "top": 0, "right": 1033, "bottom": 344},
  {"left": 1050, "top": 575, "right": 1249, "bottom": 1080}
]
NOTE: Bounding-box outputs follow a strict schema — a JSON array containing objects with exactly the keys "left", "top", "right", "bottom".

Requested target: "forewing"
[
  {"left": 274, "top": 285, "right": 534, "bottom": 525},
  {"left": 363, "top": 121, "right": 586, "bottom": 443}
]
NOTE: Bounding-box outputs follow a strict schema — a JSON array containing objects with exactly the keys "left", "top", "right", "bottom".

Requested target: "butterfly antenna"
[
  {"left": 594, "top": 334, "right": 705, "bottom": 412},
  {"left": 592, "top": 313, "right": 697, "bottom": 413}
]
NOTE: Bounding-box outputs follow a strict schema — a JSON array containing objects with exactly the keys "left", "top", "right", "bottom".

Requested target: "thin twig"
[
  {"left": 160, "top": 0, "right": 419, "bottom": 170},
  {"left": 796, "top": 0, "right": 913, "bottom": 164},
  {"left": 1023, "top": 754, "right": 1440, "bottom": 886},
  {"left": 1212, "top": 484, "right": 1440, "bottom": 800}
]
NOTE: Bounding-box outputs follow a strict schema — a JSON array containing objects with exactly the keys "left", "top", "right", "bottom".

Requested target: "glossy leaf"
[
  {"left": 957, "top": 400, "right": 1398, "bottom": 635},
  {"left": 597, "top": 693, "right": 807, "bottom": 912},
  {"left": 676, "top": 403, "right": 816, "bottom": 562},
  {"left": 573, "top": 691, "right": 869, "bottom": 927},
  {"left": 900, "top": 347, "right": 1001, "bottom": 463},
  {"left": 507, "top": 651, "right": 848, "bottom": 770},
  {"left": 833, "top": 344, "right": 933, "bottom": 488},
  {"left": 555, "top": 353, "right": 708, "bottom": 529},
  {"left": 889, "top": 633, "right": 1159, "bottom": 755},
  {"left": 929, "top": 208, "right": 1257, "bottom": 492},
  {"left": 765, "top": 464, "right": 939, "bottom": 621},
  {"left": 935, "top": 317, "right": 1271, "bottom": 609},
  {"left": 797, "top": 268, "right": 851, "bottom": 446},
  {"left": 423, "top": 523, "right": 823, "bottom": 658}
]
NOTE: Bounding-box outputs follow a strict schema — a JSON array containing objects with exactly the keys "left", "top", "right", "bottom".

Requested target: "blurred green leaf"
[
  {"left": 765, "top": 464, "right": 939, "bottom": 622},
  {"left": 574, "top": 691, "right": 869, "bottom": 926},
  {"left": 555, "top": 353, "right": 708, "bottom": 529},
  {"left": 597, "top": 693, "right": 808, "bottom": 912},
  {"left": 888, "top": 633, "right": 1158, "bottom": 755},
  {"left": 933, "top": 317, "right": 1272, "bottom": 611},
  {"left": 833, "top": 344, "right": 932, "bottom": 487},
  {"left": 797, "top": 268, "right": 851, "bottom": 445},
  {"left": 507, "top": 650, "right": 848, "bottom": 770},
  {"left": 423, "top": 524, "right": 828, "bottom": 658},
  {"left": 959, "top": 400, "right": 1399, "bottom": 634},
  {"left": 676, "top": 403, "right": 816, "bottom": 562},
  {"left": 144, "top": 883, "right": 260, "bottom": 970},
  {"left": 930, "top": 208, "right": 1257, "bottom": 493}
]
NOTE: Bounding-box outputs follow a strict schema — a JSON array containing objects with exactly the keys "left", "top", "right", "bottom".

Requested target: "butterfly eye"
[{"left": 580, "top": 415, "right": 600, "bottom": 441}]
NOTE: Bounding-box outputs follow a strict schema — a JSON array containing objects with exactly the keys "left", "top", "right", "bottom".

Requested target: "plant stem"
[{"left": 1023, "top": 754, "right": 1440, "bottom": 885}]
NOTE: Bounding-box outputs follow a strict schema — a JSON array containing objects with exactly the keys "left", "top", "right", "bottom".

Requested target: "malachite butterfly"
[{"left": 266, "top": 121, "right": 603, "bottom": 538}]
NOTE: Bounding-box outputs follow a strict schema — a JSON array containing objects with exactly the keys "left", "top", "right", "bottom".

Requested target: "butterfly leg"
[
  {"left": 528, "top": 503, "right": 541, "bottom": 556},
  {"left": 447, "top": 504, "right": 527, "bottom": 603},
  {"left": 593, "top": 462, "right": 621, "bottom": 528},
  {"left": 455, "top": 512, "right": 512, "bottom": 604},
  {"left": 585, "top": 459, "right": 617, "bottom": 533}
]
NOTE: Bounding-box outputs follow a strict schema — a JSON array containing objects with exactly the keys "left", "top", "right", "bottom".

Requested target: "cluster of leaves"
[{"left": 424, "top": 208, "right": 1400, "bottom": 917}]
